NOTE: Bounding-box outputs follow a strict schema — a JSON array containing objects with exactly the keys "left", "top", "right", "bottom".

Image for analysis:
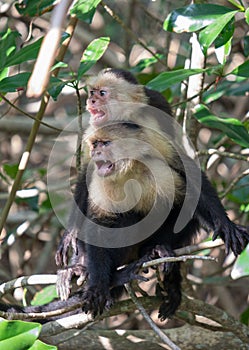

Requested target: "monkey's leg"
[
  {"left": 151, "top": 245, "right": 182, "bottom": 321},
  {"left": 157, "top": 262, "right": 182, "bottom": 321},
  {"left": 82, "top": 245, "right": 116, "bottom": 317}
]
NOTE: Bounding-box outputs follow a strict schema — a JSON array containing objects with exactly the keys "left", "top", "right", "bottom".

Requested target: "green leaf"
[
  {"left": 215, "top": 37, "right": 232, "bottom": 64},
  {"left": 131, "top": 54, "right": 165, "bottom": 73},
  {"left": 39, "top": 197, "right": 53, "bottom": 214},
  {"left": 71, "top": 0, "right": 101, "bottom": 23},
  {"left": 0, "top": 320, "right": 41, "bottom": 349},
  {"left": 15, "top": 0, "right": 55, "bottom": 16},
  {"left": 227, "top": 0, "right": 244, "bottom": 10},
  {"left": 194, "top": 104, "right": 249, "bottom": 147},
  {"left": 31, "top": 286, "right": 57, "bottom": 306},
  {"left": 245, "top": 7, "right": 249, "bottom": 25},
  {"left": 214, "top": 18, "right": 235, "bottom": 50},
  {"left": 243, "top": 36, "right": 249, "bottom": 56},
  {"left": 0, "top": 67, "right": 9, "bottom": 81},
  {"left": 0, "top": 72, "right": 30, "bottom": 93},
  {"left": 0, "top": 29, "right": 20, "bottom": 71},
  {"left": 50, "top": 62, "right": 68, "bottom": 72},
  {"left": 146, "top": 67, "right": 212, "bottom": 92},
  {"left": 230, "top": 60, "right": 249, "bottom": 77},
  {"left": 231, "top": 244, "right": 249, "bottom": 279},
  {"left": 240, "top": 307, "right": 249, "bottom": 326},
  {"left": 227, "top": 177, "right": 249, "bottom": 204},
  {"left": 199, "top": 12, "right": 236, "bottom": 55},
  {"left": 47, "top": 77, "right": 67, "bottom": 101},
  {"left": 29, "top": 339, "right": 57, "bottom": 350},
  {"left": 5, "top": 37, "right": 43, "bottom": 67},
  {"left": 77, "top": 37, "right": 110, "bottom": 80},
  {"left": 3, "top": 164, "right": 18, "bottom": 179},
  {"left": 203, "top": 78, "right": 249, "bottom": 103},
  {"left": 163, "top": 4, "right": 236, "bottom": 33},
  {"left": 16, "top": 187, "right": 39, "bottom": 212}
]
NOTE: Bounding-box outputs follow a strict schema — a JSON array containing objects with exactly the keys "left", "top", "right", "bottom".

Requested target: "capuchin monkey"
[
  {"left": 54, "top": 69, "right": 249, "bottom": 320},
  {"left": 1, "top": 69, "right": 248, "bottom": 321}
]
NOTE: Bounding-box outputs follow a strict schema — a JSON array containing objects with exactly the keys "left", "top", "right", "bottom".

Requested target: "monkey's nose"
[{"left": 91, "top": 150, "right": 101, "bottom": 157}]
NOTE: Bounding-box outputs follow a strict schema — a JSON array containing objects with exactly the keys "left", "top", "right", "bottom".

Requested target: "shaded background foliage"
[{"left": 0, "top": 0, "right": 248, "bottom": 348}]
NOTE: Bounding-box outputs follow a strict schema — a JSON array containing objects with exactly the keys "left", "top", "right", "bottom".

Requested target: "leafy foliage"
[
  {"left": 0, "top": 0, "right": 248, "bottom": 347},
  {"left": 0, "top": 320, "right": 56, "bottom": 349}
]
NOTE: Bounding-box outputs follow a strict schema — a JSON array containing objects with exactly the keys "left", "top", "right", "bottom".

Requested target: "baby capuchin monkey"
[{"left": 55, "top": 69, "right": 249, "bottom": 320}]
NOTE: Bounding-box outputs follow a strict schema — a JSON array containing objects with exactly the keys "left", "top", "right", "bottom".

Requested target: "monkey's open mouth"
[
  {"left": 95, "top": 160, "right": 115, "bottom": 177},
  {"left": 88, "top": 108, "right": 107, "bottom": 125}
]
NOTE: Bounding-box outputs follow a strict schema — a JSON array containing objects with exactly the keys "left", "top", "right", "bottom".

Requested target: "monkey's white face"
[
  {"left": 86, "top": 88, "right": 110, "bottom": 126},
  {"left": 89, "top": 138, "right": 138, "bottom": 179},
  {"left": 90, "top": 140, "right": 116, "bottom": 177}
]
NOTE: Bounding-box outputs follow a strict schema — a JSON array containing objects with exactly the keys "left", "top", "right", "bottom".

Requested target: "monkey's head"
[
  {"left": 86, "top": 123, "right": 148, "bottom": 179},
  {"left": 86, "top": 69, "right": 148, "bottom": 127},
  {"left": 85, "top": 123, "right": 183, "bottom": 216}
]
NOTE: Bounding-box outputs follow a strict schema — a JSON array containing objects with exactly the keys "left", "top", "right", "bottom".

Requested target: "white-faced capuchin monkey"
[
  {"left": 54, "top": 69, "right": 249, "bottom": 320},
  {"left": 1, "top": 69, "right": 248, "bottom": 322}
]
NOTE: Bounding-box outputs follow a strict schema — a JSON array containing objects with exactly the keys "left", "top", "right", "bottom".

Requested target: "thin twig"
[
  {"left": 175, "top": 239, "right": 224, "bottom": 255},
  {"left": 101, "top": 1, "right": 166, "bottom": 67},
  {"left": 172, "top": 81, "right": 215, "bottom": 108},
  {"left": 27, "top": 0, "right": 75, "bottom": 97},
  {"left": 75, "top": 83, "right": 84, "bottom": 171},
  {"left": 0, "top": 275, "right": 57, "bottom": 297},
  {"left": 220, "top": 169, "right": 249, "bottom": 199},
  {"left": 0, "top": 14, "right": 78, "bottom": 237},
  {"left": 0, "top": 93, "right": 64, "bottom": 132},
  {"left": 197, "top": 149, "right": 249, "bottom": 162},
  {"left": 142, "top": 255, "right": 217, "bottom": 269},
  {"left": 125, "top": 284, "right": 181, "bottom": 350}
]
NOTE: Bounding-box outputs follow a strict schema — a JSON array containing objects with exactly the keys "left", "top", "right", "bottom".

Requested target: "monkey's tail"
[{"left": 0, "top": 291, "right": 84, "bottom": 322}]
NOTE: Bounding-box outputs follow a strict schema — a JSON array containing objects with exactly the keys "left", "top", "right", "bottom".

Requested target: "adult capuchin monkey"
[
  {"left": 1, "top": 69, "right": 248, "bottom": 321},
  {"left": 54, "top": 68, "right": 249, "bottom": 320}
]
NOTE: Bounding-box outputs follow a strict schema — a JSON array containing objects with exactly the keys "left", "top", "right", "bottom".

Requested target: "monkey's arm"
[
  {"left": 171, "top": 154, "right": 249, "bottom": 255},
  {"left": 55, "top": 165, "right": 90, "bottom": 267},
  {"left": 196, "top": 172, "right": 249, "bottom": 255}
]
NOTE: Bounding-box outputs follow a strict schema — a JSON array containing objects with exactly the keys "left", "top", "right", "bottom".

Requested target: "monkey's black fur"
[{"left": 1, "top": 69, "right": 248, "bottom": 322}]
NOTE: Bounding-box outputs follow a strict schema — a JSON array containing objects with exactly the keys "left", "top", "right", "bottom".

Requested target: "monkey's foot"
[
  {"left": 56, "top": 264, "right": 87, "bottom": 301},
  {"left": 156, "top": 268, "right": 182, "bottom": 321},
  {"left": 55, "top": 230, "right": 78, "bottom": 266},
  {"left": 82, "top": 286, "right": 113, "bottom": 317},
  {"left": 213, "top": 222, "right": 249, "bottom": 256},
  {"left": 157, "top": 282, "right": 181, "bottom": 321}
]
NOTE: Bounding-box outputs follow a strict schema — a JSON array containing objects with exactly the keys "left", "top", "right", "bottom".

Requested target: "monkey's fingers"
[
  {"left": 112, "top": 258, "right": 150, "bottom": 287},
  {"left": 56, "top": 264, "right": 87, "bottom": 301},
  {"left": 55, "top": 230, "right": 78, "bottom": 266},
  {"left": 212, "top": 223, "right": 249, "bottom": 256},
  {"left": 56, "top": 268, "right": 72, "bottom": 301},
  {"left": 82, "top": 287, "right": 112, "bottom": 317}
]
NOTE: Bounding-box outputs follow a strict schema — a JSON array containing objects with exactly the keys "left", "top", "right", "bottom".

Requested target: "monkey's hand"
[
  {"left": 150, "top": 244, "right": 177, "bottom": 273},
  {"left": 56, "top": 264, "right": 87, "bottom": 301},
  {"left": 112, "top": 259, "right": 149, "bottom": 288},
  {"left": 55, "top": 230, "right": 78, "bottom": 266},
  {"left": 82, "top": 285, "right": 113, "bottom": 317},
  {"left": 212, "top": 222, "right": 249, "bottom": 256}
]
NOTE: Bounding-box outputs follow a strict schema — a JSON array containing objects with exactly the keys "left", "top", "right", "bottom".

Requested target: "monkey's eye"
[
  {"left": 92, "top": 140, "right": 99, "bottom": 148},
  {"left": 99, "top": 90, "right": 107, "bottom": 96},
  {"left": 89, "top": 90, "right": 95, "bottom": 97},
  {"left": 102, "top": 140, "right": 111, "bottom": 146}
]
